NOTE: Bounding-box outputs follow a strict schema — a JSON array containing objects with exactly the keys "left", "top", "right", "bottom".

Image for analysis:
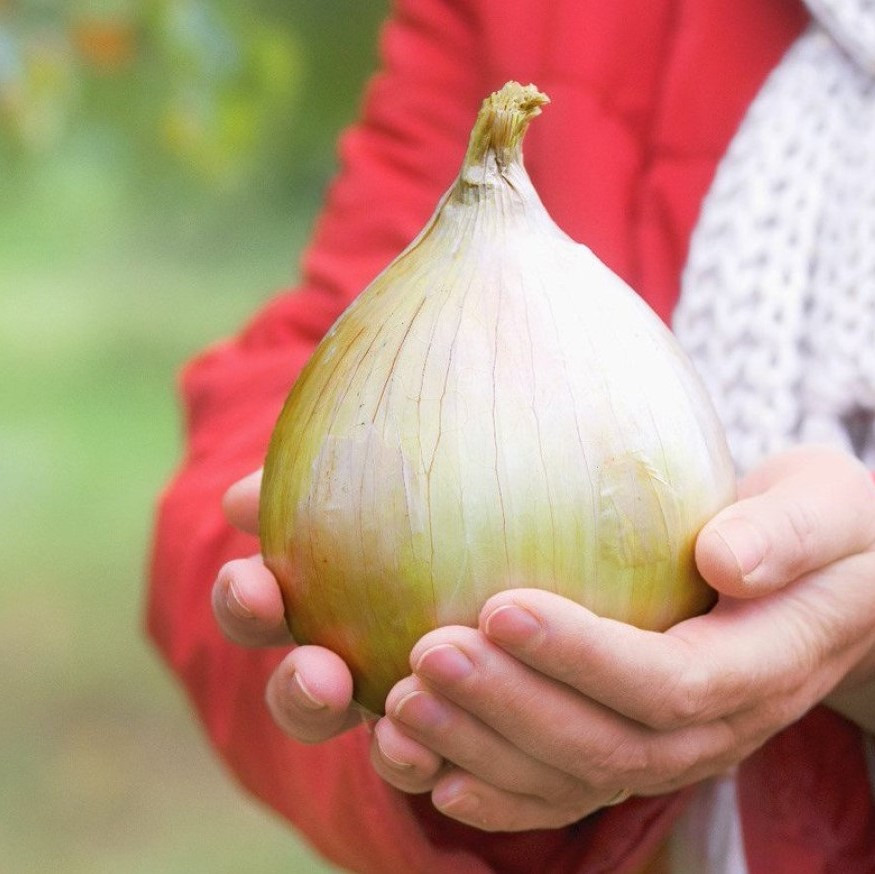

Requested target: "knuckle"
[
  {"left": 647, "top": 662, "right": 713, "bottom": 730},
  {"left": 584, "top": 736, "right": 650, "bottom": 790},
  {"left": 647, "top": 720, "right": 747, "bottom": 792},
  {"left": 776, "top": 498, "right": 819, "bottom": 578},
  {"left": 753, "top": 688, "right": 806, "bottom": 737},
  {"left": 651, "top": 735, "right": 702, "bottom": 782}
]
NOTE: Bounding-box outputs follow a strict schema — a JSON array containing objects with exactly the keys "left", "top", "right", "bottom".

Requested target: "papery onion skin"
[{"left": 260, "top": 82, "right": 736, "bottom": 715}]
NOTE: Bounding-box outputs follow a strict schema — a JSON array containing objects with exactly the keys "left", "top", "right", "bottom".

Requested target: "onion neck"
[
  {"left": 410, "top": 81, "right": 556, "bottom": 252},
  {"left": 460, "top": 81, "right": 549, "bottom": 187}
]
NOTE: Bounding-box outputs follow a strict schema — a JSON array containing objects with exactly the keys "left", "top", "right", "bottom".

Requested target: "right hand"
[{"left": 211, "top": 469, "right": 365, "bottom": 743}]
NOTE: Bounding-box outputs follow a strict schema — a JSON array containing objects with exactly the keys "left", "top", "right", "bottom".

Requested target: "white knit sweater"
[{"left": 673, "top": 0, "right": 875, "bottom": 476}]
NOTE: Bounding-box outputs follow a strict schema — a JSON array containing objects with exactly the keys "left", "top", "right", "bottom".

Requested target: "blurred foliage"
[
  {"left": 0, "top": 1, "right": 389, "bottom": 872},
  {"left": 0, "top": 0, "right": 389, "bottom": 196}
]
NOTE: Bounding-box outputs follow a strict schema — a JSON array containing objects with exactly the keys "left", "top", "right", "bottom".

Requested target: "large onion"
[{"left": 260, "top": 82, "right": 736, "bottom": 715}]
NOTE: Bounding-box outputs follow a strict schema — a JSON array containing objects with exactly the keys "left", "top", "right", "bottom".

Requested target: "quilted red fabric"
[{"left": 148, "top": 1, "right": 875, "bottom": 871}]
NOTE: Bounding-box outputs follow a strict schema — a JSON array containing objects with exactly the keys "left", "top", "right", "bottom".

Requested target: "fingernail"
[
  {"left": 374, "top": 725, "right": 414, "bottom": 770},
  {"left": 434, "top": 792, "right": 480, "bottom": 819},
  {"left": 393, "top": 690, "right": 450, "bottom": 729},
  {"left": 290, "top": 672, "right": 326, "bottom": 711},
  {"left": 226, "top": 581, "right": 253, "bottom": 619},
  {"left": 711, "top": 517, "right": 767, "bottom": 578},
  {"left": 483, "top": 604, "right": 542, "bottom": 645},
  {"left": 414, "top": 644, "right": 474, "bottom": 684},
  {"left": 433, "top": 786, "right": 480, "bottom": 820}
]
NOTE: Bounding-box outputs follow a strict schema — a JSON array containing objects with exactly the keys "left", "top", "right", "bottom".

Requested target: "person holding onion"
[{"left": 148, "top": 1, "right": 875, "bottom": 872}]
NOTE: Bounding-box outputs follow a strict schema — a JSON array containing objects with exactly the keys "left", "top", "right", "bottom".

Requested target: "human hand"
[
  {"left": 211, "top": 470, "right": 364, "bottom": 743},
  {"left": 371, "top": 446, "right": 875, "bottom": 831}
]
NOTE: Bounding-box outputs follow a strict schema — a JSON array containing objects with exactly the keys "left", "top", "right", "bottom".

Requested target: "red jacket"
[{"left": 148, "top": 1, "right": 875, "bottom": 871}]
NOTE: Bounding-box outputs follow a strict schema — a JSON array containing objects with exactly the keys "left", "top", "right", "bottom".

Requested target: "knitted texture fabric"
[
  {"left": 673, "top": 0, "right": 875, "bottom": 475},
  {"left": 672, "top": 5, "right": 875, "bottom": 871}
]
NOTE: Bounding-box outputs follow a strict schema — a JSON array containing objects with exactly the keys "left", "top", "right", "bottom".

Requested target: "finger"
[
  {"left": 370, "top": 716, "right": 444, "bottom": 794},
  {"left": 212, "top": 556, "right": 292, "bottom": 647},
  {"left": 410, "top": 625, "right": 656, "bottom": 786},
  {"left": 429, "top": 769, "right": 600, "bottom": 832},
  {"left": 478, "top": 586, "right": 843, "bottom": 732},
  {"left": 411, "top": 623, "right": 747, "bottom": 792},
  {"left": 383, "top": 674, "right": 582, "bottom": 803},
  {"left": 478, "top": 589, "right": 720, "bottom": 729},
  {"left": 696, "top": 446, "right": 875, "bottom": 598},
  {"left": 266, "top": 645, "right": 361, "bottom": 743},
  {"left": 222, "top": 469, "right": 263, "bottom": 535}
]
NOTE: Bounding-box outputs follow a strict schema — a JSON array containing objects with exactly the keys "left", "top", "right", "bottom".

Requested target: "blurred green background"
[{"left": 0, "top": 1, "right": 388, "bottom": 871}]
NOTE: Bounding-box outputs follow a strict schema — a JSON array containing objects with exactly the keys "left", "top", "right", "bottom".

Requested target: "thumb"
[{"left": 696, "top": 446, "right": 875, "bottom": 598}]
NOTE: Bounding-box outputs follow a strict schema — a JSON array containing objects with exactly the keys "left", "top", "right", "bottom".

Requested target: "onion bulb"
[{"left": 260, "top": 82, "right": 736, "bottom": 715}]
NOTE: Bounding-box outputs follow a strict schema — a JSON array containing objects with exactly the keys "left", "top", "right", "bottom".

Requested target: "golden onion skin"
[{"left": 260, "top": 83, "right": 736, "bottom": 715}]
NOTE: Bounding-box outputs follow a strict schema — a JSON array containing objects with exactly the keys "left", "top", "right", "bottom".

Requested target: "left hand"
[{"left": 370, "top": 446, "right": 875, "bottom": 831}]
